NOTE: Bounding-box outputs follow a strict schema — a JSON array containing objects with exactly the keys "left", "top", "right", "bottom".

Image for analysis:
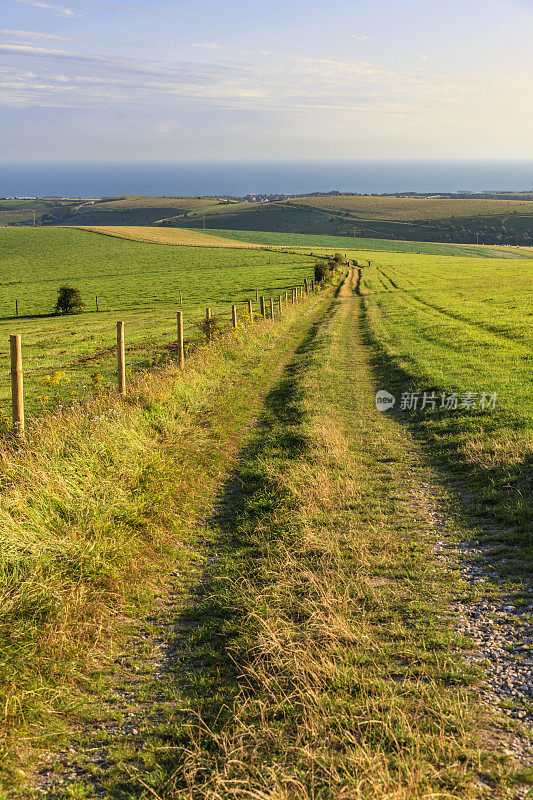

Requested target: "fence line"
[{"left": 7, "top": 275, "right": 330, "bottom": 438}]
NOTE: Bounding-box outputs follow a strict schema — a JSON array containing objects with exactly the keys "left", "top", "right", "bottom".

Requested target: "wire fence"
[{"left": 3, "top": 277, "right": 320, "bottom": 438}]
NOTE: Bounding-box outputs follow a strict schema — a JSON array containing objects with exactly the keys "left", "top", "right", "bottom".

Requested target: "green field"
[
  {"left": 360, "top": 251, "right": 533, "bottom": 535},
  {"left": 0, "top": 229, "right": 531, "bottom": 797},
  {"left": 201, "top": 227, "right": 523, "bottom": 257},
  {"left": 0, "top": 228, "right": 316, "bottom": 419}
]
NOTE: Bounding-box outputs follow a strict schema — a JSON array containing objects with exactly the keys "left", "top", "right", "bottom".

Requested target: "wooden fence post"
[
  {"left": 278, "top": 296, "right": 282, "bottom": 315},
  {"left": 260, "top": 296, "right": 265, "bottom": 318},
  {"left": 232, "top": 304, "right": 237, "bottom": 328},
  {"left": 96, "top": 295, "right": 99, "bottom": 312},
  {"left": 10, "top": 334, "right": 24, "bottom": 438},
  {"left": 117, "top": 322, "right": 126, "bottom": 397},
  {"left": 247, "top": 299, "right": 253, "bottom": 322},
  {"left": 177, "top": 310, "right": 185, "bottom": 369},
  {"left": 15, "top": 300, "right": 18, "bottom": 318},
  {"left": 179, "top": 290, "right": 183, "bottom": 306},
  {"left": 255, "top": 288, "right": 259, "bottom": 301},
  {"left": 206, "top": 307, "right": 212, "bottom": 341},
  {"left": 270, "top": 297, "right": 274, "bottom": 319}
]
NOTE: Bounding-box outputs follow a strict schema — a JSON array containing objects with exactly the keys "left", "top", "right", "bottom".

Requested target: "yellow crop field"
[
  {"left": 291, "top": 195, "right": 533, "bottom": 220},
  {"left": 73, "top": 225, "right": 258, "bottom": 248}
]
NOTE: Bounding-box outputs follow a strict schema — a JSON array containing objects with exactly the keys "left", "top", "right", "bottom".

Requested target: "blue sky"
[{"left": 1, "top": 0, "right": 532, "bottom": 161}]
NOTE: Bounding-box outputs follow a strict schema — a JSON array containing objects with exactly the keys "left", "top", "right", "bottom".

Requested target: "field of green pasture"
[
  {"left": 360, "top": 251, "right": 532, "bottom": 539},
  {"left": 201, "top": 227, "right": 523, "bottom": 257},
  {"left": 0, "top": 228, "right": 316, "bottom": 420}
]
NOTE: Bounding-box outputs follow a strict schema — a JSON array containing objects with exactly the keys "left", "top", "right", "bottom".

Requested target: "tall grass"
[{"left": 0, "top": 303, "right": 320, "bottom": 779}]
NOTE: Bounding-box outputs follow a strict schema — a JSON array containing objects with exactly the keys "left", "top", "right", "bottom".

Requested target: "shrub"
[
  {"left": 196, "top": 314, "right": 223, "bottom": 342},
  {"left": 55, "top": 285, "right": 84, "bottom": 315},
  {"left": 314, "top": 260, "right": 329, "bottom": 283}
]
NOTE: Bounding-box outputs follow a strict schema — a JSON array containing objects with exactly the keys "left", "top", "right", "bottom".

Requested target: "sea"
[{"left": 1, "top": 160, "right": 532, "bottom": 198}]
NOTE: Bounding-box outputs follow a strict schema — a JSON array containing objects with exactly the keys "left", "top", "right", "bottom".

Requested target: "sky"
[{"left": 0, "top": 0, "right": 532, "bottom": 162}]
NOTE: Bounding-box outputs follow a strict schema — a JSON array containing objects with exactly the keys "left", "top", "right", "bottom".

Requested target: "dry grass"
[{"left": 72, "top": 225, "right": 258, "bottom": 248}]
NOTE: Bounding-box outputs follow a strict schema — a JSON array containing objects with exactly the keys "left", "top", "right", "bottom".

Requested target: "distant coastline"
[{"left": 1, "top": 160, "right": 532, "bottom": 199}]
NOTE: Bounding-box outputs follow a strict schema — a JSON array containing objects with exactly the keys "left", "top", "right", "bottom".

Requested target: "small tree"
[
  {"left": 55, "top": 285, "right": 84, "bottom": 315},
  {"left": 333, "top": 252, "right": 345, "bottom": 264}
]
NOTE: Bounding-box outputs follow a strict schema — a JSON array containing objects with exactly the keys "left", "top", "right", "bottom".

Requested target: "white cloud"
[
  {"left": 11, "top": 0, "right": 81, "bottom": 17},
  {"left": 0, "top": 29, "right": 74, "bottom": 41},
  {"left": 420, "top": 54, "right": 428, "bottom": 60},
  {"left": 191, "top": 42, "right": 219, "bottom": 50},
  {"left": 73, "top": 1, "right": 171, "bottom": 15},
  {"left": 154, "top": 123, "right": 173, "bottom": 134},
  {"left": 0, "top": 43, "right": 70, "bottom": 54},
  {"left": 350, "top": 34, "right": 370, "bottom": 41}
]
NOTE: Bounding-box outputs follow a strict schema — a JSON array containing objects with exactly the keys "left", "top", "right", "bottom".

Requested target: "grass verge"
[{"left": 0, "top": 294, "right": 326, "bottom": 791}]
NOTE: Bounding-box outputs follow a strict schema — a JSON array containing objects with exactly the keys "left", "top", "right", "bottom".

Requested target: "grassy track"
[
  {"left": 0, "top": 228, "right": 315, "bottom": 419},
  {"left": 15, "top": 274, "right": 527, "bottom": 799}
]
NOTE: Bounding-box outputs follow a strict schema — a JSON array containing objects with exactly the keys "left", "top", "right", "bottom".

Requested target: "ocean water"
[{"left": 1, "top": 160, "right": 532, "bottom": 198}]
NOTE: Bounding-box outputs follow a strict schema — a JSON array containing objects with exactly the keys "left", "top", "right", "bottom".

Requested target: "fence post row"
[
  {"left": 7, "top": 271, "right": 323, "bottom": 436},
  {"left": 10, "top": 334, "right": 24, "bottom": 438},
  {"left": 176, "top": 310, "right": 185, "bottom": 369},
  {"left": 117, "top": 321, "right": 126, "bottom": 397}
]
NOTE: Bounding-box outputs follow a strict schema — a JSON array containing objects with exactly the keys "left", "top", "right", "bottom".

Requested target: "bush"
[
  {"left": 196, "top": 314, "right": 223, "bottom": 342},
  {"left": 314, "top": 260, "right": 329, "bottom": 283},
  {"left": 55, "top": 285, "right": 84, "bottom": 315},
  {"left": 333, "top": 252, "right": 346, "bottom": 264}
]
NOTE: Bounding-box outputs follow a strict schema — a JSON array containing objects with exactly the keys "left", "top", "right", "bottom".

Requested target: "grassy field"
[
  {"left": 360, "top": 251, "right": 533, "bottom": 538},
  {"left": 201, "top": 227, "right": 525, "bottom": 257},
  {"left": 0, "top": 228, "right": 316, "bottom": 419},
  {"left": 292, "top": 194, "right": 533, "bottom": 220}
]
